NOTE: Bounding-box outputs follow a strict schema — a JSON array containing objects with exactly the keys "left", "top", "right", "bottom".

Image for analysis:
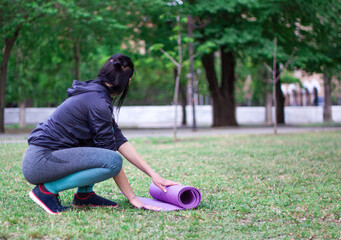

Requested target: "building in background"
[{"left": 281, "top": 70, "right": 340, "bottom": 107}]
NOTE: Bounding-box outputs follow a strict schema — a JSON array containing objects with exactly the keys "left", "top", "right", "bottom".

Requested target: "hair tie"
[{"left": 112, "top": 60, "right": 122, "bottom": 69}]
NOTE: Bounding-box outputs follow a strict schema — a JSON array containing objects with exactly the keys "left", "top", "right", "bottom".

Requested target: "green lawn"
[{"left": 0, "top": 131, "right": 340, "bottom": 239}]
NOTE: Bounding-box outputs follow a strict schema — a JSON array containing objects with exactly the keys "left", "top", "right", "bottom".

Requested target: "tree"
[
  {"left": 168, "top": 0, "right": 304, "bottom": 127},
  {"left": 0, "top": 0, "right": 57, "bottom": 132},
  {"left": 187, "top": 14, "right": 197, "bottom": 130},
  {"left": 190, "top": 0, "right": 267, "bottom": 126},
  {"left": 244, "top": 0, "right": 312, "bottom": 125},
  {"left": 266, "top": 37, "right": 296, "bottom": 134},
  {"left": 139, "top": 0, "right": 198, "bottom": 139},
  {"left": 2, "top": 0, "right": 136, "bottom": 130},
  {"left": 150, "top": 12, "right": 191, "bottom": 141},
  {"left": 297, "top": 0, "right": 341, "bottom": 122},
  {"left": 49, "top": 0, "right": 129, "bottom": 81}
]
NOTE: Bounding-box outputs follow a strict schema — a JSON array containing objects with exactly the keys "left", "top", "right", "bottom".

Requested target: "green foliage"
[
  {"left": 149, "top": 44, "right": 165, "bottom": 52},
  {"left": 125, "top": 56, "right": 175, "bottom": 105},
  {"left": 297, "top": 0, "right": 341, "bottom": 75},
  {"left": 235, "top": 59, "right": 267, "bottom": 106},
  {"left": 280, "top": 71, "right": 301, "bottom": 86},
  {"left": 1, "top": 0, "right": 340, "bottom": 108},
  {"left": 197, "top": 41, "right": 217, "bottom": 54},
  {"left": 3, "top": 0, "right": 138, "bottom": 107}
]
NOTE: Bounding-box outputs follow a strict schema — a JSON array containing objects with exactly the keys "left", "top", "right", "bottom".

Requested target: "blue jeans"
[{"left": 22, "top": 145, "right": 122, "bottom": 194}]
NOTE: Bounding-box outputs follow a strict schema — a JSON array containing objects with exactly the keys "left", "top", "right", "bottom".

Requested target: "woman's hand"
[
  {"left": 152, "top": 174, "right": 180, "bottom": 192},
  {"left": 129, "top": 197, "right": 162, "bottom": 211}
]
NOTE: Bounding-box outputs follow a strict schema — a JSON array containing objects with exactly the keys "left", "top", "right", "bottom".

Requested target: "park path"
[{"left": 1, "top": 125, "right": 340, "bottom": 144}]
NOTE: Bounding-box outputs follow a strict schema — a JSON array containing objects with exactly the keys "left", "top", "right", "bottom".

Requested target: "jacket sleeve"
[
  {"left": 112, "top": 118, "right": 128, "bottom": 150},
  {"left": 87, "top": 103, "right": 116, "bottom": 150}
]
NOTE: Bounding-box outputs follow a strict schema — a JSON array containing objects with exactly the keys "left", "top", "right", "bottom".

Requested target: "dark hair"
[{"left": 98, "top": 54, "right": 134, "bottom": 109}]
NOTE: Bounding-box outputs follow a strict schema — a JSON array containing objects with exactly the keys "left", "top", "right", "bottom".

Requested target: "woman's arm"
[
  {"left": 118, "top": 141, "right": 179, "bottom": 192},
  {"left": 113, "top": 168, "right": 161, "bottom": 211}
]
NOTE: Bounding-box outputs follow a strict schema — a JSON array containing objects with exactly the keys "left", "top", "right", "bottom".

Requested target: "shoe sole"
[
  {"left": 72, "top": 203, "right": 119, "bottom": 208},
  {"left": 29, "top": 191, "right": 60, "bottom": 215}
]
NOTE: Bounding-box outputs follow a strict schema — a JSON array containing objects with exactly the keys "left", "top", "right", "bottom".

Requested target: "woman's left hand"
[
  {"left": 129, "top": 197, "right": 162, "bottom": 211},
  {"left": 152, "top": 174, "right": 180, "bottom": 192}
]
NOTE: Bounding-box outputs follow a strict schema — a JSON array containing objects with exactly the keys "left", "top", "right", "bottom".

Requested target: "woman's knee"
[{"left": 104, "top": 152, "right": 123, "bottom": 176}]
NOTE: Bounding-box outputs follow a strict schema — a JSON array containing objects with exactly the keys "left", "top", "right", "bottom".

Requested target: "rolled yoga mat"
[{"left": 137, "top": 183, "right": 202, "bottom": 211}]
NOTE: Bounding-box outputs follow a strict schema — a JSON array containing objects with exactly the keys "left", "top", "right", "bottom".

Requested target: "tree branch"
[
  {"left": 181, "top": 52, "right": 201, "bottom": 68},
  {"left": 193, "top": 16, "right": 209, "bottom": 29},
  {"left": 159, "top": 48, "right": 180, "bottom": 67},
  {"left": 264, "top": 62, "right": 272, "bottom": 73},
  {"left": 275, "top": 47, "right": 297, "bottom": 82}
]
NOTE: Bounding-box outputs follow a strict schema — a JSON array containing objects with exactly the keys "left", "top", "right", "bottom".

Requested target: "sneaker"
[
  {"left": 29, "top": 184, "right": 69, "bottom": 215},
  {"left": 72, "top": 192, "right": 119, "bottom": 208}
]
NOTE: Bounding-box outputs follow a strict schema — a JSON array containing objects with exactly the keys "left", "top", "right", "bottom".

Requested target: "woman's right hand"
[
  {"left": 129, "top": 197, "right": 162, "bottom": 211},
  {"left": 151, "top": 173, "right": 180, "bottom": 192}
]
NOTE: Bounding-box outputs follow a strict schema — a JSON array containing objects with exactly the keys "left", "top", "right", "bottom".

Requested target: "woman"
[{"left": 22, "top": 54, "right": 179, "bottom": 214}]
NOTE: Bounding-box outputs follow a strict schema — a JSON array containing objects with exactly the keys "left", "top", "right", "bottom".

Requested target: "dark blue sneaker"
[
  {"left": 72, "top": 192, "right": 119, "bottom": 208},
  {"left": 29, "top": 184, "right": 69, "bottom": 215}
]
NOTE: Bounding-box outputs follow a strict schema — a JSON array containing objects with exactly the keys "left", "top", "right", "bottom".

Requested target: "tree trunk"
[
  {"left": 323, "top": 73, "right": 333, "bottom": 122},
  {"left": 173, "top": 12, "right": 182, "bottom": 141},
  {"left": 261, "top": 68, "right": 272, "bottom": 125},
  {"left": 265, "top": 92, "right": 273, "bottom": 125},
  {"left": 201, "top": 47, "right": 237, "bottom": 127},
  {"left": 179, "top": 83, "right": 187, "bottom": 126},
  {"left": 187, "top": 15, "right": 197, "bottom": 130},
  {"left": 0, "top": 25, "right": 21, "bottom": 133},
  {"left": 19, "top": 102, "right": 26, "bottom": 128},
  {"left": 73, "top": 40, "right": 81, "bottom": 80},
  {"left": 175, "top": 67, "right": 186, "bottom": 126},
  {"left": 173, "top": 64, "right": 181, "bottom": 140},
  {"left": 276, "top": 77, "right": 285, "bottom": 124}
]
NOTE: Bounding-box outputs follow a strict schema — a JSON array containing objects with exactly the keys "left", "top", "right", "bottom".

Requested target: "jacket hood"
[{"left": 67, "top": 79, "right": 110, "bottom": 97}]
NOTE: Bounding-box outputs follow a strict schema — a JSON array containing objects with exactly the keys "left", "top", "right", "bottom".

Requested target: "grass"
[
  {"left": 0, "top": 131, "right": 340, "bottom": 239},
  {"left": 293, "top": 122, "right": 341, "bottom": 128},
  {"left": 4, "top": 124, "right": 35, "bottom": 131}
]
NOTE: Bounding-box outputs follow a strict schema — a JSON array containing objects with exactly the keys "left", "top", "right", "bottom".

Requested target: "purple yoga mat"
[{"left": 137, "top": 183, "right": 202, "bottom": 211}]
